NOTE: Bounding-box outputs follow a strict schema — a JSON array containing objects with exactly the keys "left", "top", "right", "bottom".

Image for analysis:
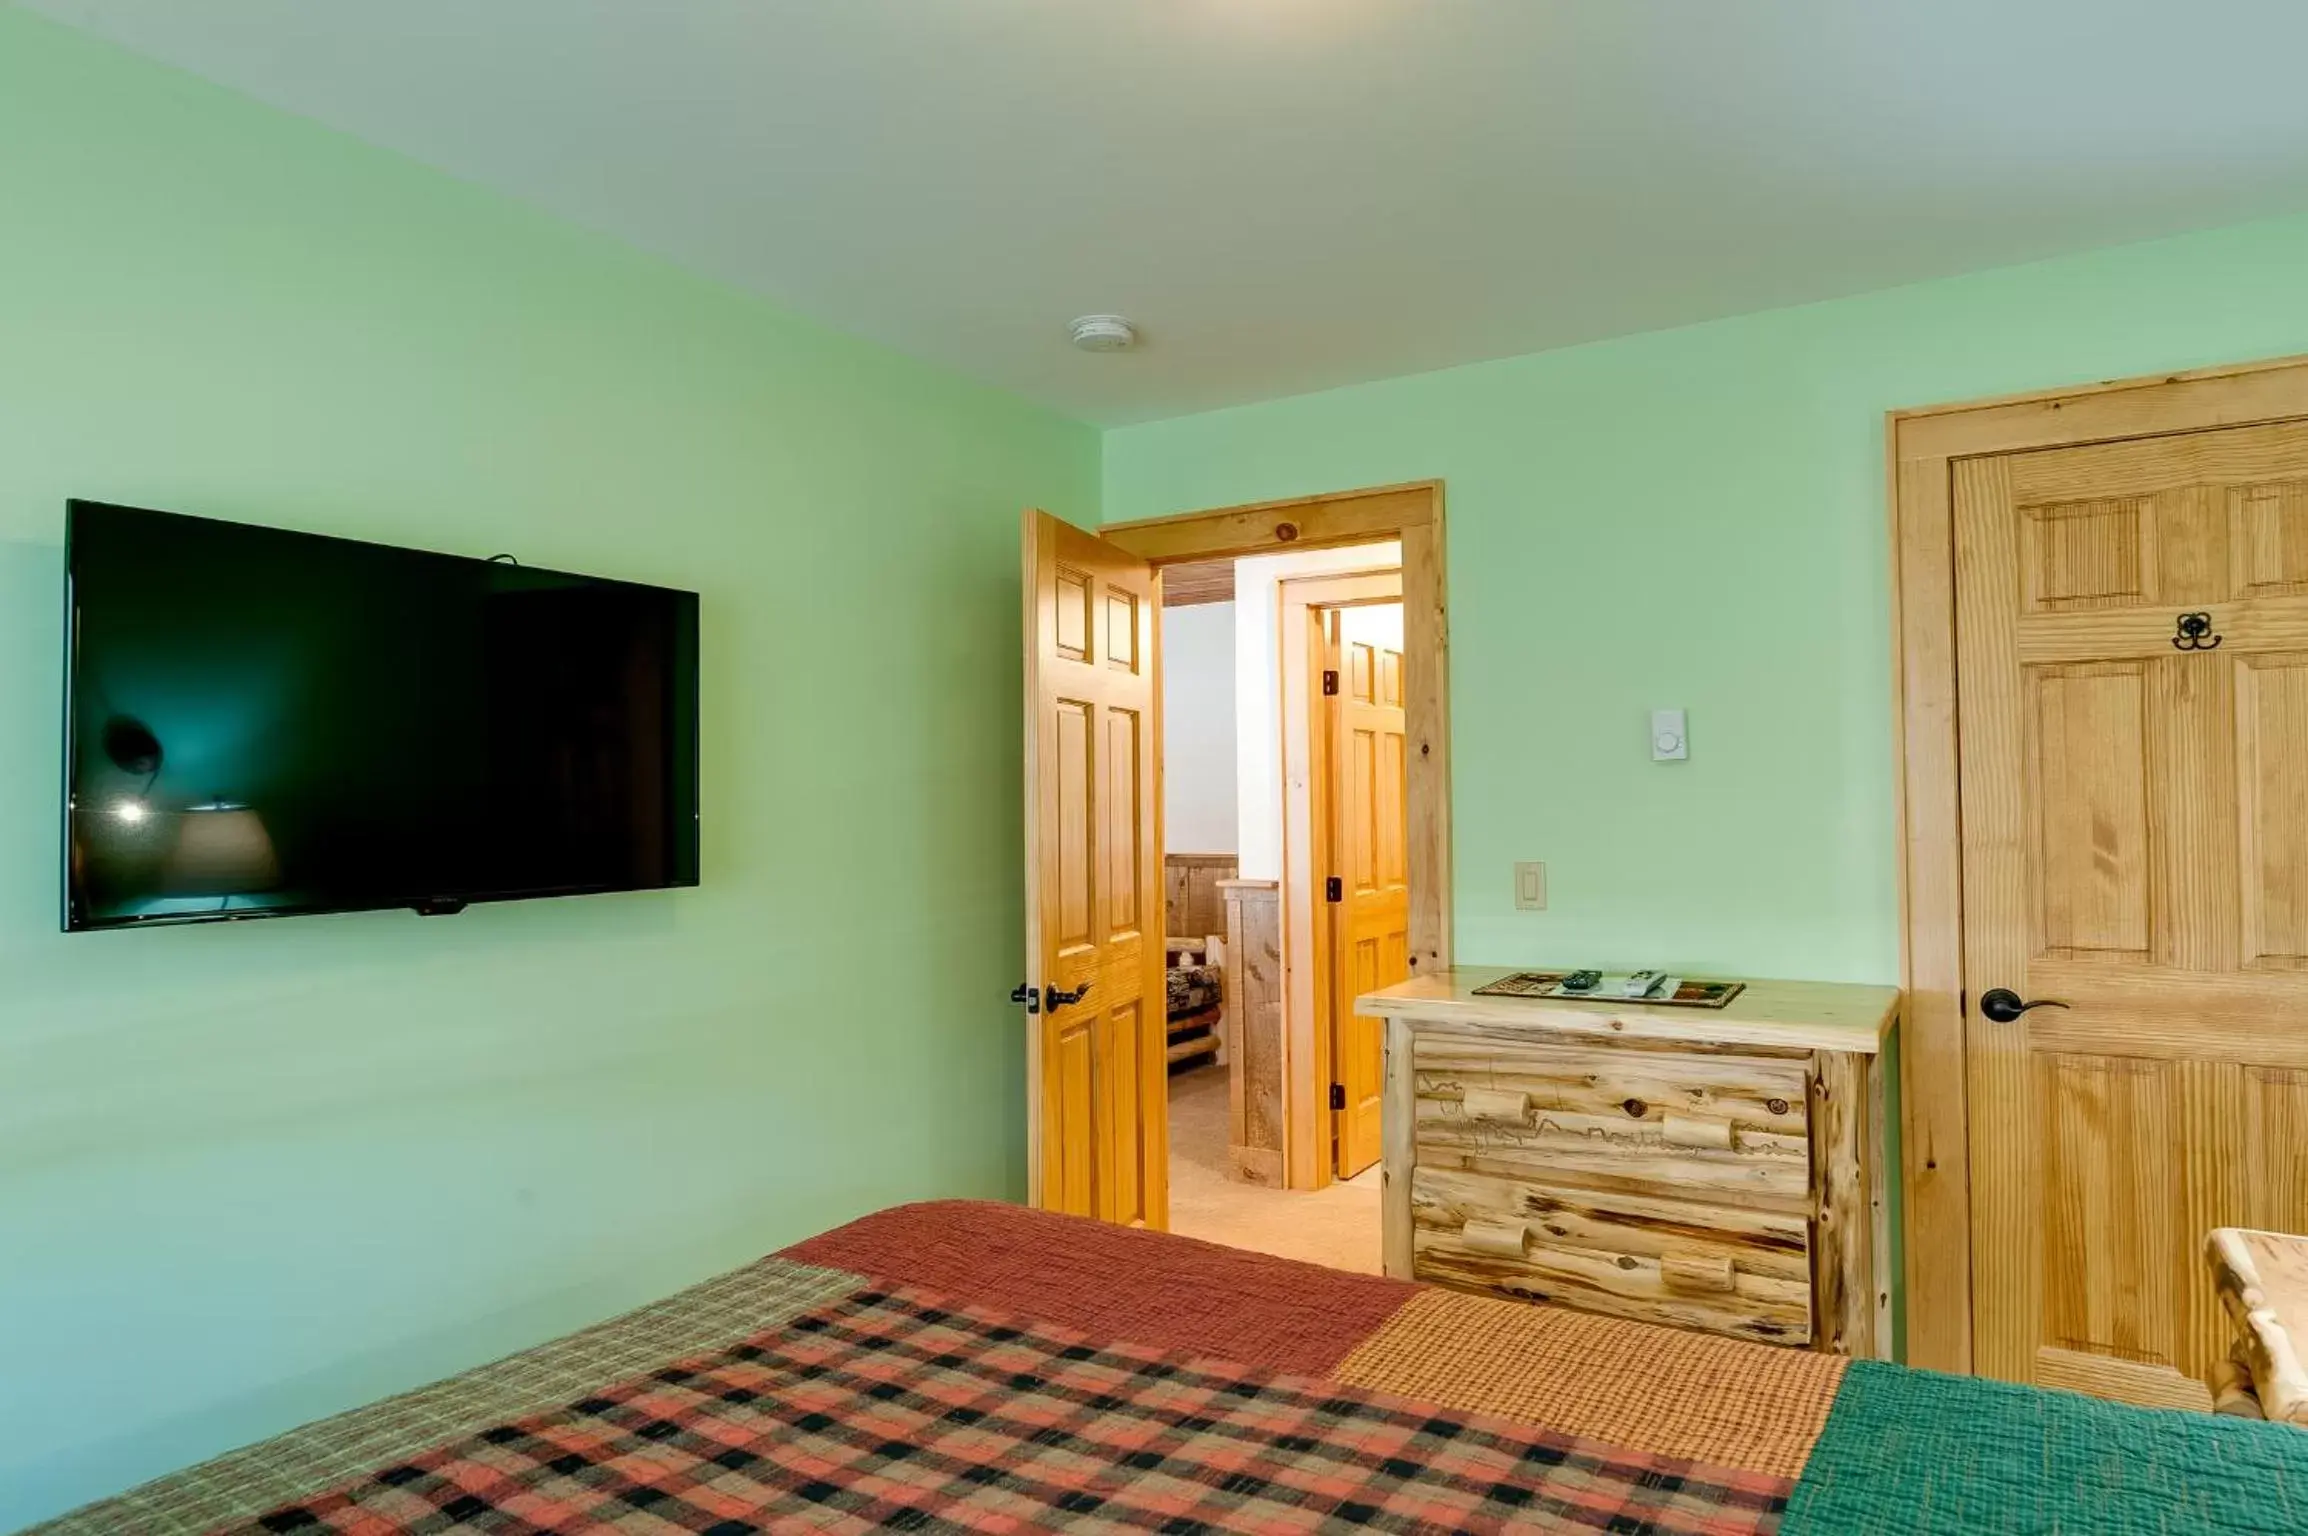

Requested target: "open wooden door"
[
  {"left": 1329, "top": 605, "right": 1409, "bottom": 1180},
  {"left": 1954, "top": 421, "right": 2308, "bottom": 1407},
  {"left": 1022, "top": 509, "right": 1168, "bottom": 1228}
]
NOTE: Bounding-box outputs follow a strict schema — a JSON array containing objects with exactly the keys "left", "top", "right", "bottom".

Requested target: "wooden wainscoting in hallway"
[{"left": 1166, "top": 1064, "right": 1381, "bottom": 1273}]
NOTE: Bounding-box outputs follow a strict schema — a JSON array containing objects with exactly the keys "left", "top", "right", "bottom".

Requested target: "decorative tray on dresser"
[{"left": 1357, "top": 967, "right": 1900, "bottom": 1358}]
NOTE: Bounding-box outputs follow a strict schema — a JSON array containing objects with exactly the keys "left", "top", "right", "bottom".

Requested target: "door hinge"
[
  {"left": 1322, "top": 669, "right": 1339, "bottom": 696},
  {"left": 1325, "top": 876, "right": 1343, "bottom": 903},
  {"left": 1330, "top": 1083, "right": 1346, "bottom": 1111}
]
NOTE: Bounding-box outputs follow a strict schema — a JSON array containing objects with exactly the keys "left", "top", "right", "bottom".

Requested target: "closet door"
[
  {"left": 1955, "top": 422, "right": 2308, "bottom": 1407},
  {"left": 1331, "top": 607, "right": 1408, "bottom": 1180}
]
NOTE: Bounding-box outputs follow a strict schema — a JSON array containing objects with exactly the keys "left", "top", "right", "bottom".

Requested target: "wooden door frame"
[
  {"left": 1889, "top": 352, "right": 2308, "bottom": 1374},
  {"left": 1103, "top": 480, "right": 1453, "bottom": 1186},
  {"left": 1279, "top": 569, "right": 1404, "bottom": 1190}
]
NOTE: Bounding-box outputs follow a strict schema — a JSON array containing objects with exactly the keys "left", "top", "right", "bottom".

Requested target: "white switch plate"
[
  {"left": 1651, "top": 708, "right": 1689, "bottom": 762},
  {"left": 1514, "top": 861, "right": 1547, "bottom": 910}
]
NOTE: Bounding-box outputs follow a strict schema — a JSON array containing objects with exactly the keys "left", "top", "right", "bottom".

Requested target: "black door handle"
[
  {"left": 1045, "top": 982, "right": 1092, "bottom": 1011},
  {"left": 1009, "top": 983, "right": 1040, "bottom": 1015},
  {"left": 1979, "top": 987, "right": 2068, "bottom": 1024}
]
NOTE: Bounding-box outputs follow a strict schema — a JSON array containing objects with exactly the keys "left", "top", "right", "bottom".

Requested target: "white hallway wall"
[
  {"left": 1339, "top": 602, "right": 1404, "bottom": 655},
  {"left": 1233, "top": 542, "right": 1401, "bottom": 880},
  {"left": 1161, "top": 600, "right": 1238, "bottom": 853}
]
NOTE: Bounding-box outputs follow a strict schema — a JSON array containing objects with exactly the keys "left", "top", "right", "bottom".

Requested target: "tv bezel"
[{"left": 61, "top": 499, "right": 702, "bottom": 932}]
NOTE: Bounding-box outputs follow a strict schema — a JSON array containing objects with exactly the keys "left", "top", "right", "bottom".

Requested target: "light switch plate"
[
  {"left": 1651, "top": 708, "right": 1689, "bottom": 762},
  {"left": 1514, "top": 861, "right": 1547, "bottom": 911}
]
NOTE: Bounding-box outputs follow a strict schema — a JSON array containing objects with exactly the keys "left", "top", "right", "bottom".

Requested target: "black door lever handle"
[
  {"left": 1009, "top": 983, "right": 1040, "bottom": 1015},
  {"left": 1045, "top": 982, "right": 1092, "bottom": 1010},
  {"left": 1979, "top": 987, "right": 2068, "bottom": 1024}
]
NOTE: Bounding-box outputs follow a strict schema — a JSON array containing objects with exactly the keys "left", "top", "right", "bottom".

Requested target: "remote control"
[
  {"left": 1559, "top": 970, "right": 1602, "bottom": 993},
  {"left": 1620, "top": 970, "right": 1661, "bottom": 998}
]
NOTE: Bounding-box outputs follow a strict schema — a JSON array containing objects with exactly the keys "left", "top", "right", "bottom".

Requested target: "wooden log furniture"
[
  {"left": 2205, "top": 1227, "right": 2308, "bottom": 1425},
  {"left": 1360, "top": 967, "right": 1900, "bottom": 1357},
  {"left": 1162, "top": 957, "right": 1224, "bottom": 1069},
  {"left": 1162, "top": 854, "right": 1236, "bottom": 1071}
]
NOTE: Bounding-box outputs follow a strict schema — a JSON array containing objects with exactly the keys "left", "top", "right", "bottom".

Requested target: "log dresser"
[
  {"left": 1358, "top": 968, "right": 1900, "bottom": 1358},
  {"left": 2204, "top": 1227, "right": 2308, "bottom": 1424}
]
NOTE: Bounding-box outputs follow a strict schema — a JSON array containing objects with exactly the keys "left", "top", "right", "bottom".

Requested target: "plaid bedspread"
[{"left": 32, "top": 1201, "right": 2308, "bottom": 1535}]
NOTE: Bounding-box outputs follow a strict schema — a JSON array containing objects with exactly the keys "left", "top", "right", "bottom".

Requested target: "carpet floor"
[{"left": 1165, "top": 1062, "right": 1383, "bottom": 1275}]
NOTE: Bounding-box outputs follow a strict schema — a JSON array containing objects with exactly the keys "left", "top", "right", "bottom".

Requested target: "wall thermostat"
[{"left": 1651, "top": 709, "right": 1688, "bottom": 762}]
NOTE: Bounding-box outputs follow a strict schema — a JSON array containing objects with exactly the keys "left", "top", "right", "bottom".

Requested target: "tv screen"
[{"left": 63, "top": 501, "right": 700, "bottom": 931}]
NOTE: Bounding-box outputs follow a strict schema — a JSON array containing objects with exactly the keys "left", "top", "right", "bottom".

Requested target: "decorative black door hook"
[{"left": 2172, "top": 612, "right": 2223, "bottom": 651}]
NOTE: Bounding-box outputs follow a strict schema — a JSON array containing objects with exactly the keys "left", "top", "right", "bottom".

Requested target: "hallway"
[{"left": 1166, "top": 1063, "right": 1382, "bottom": 1275}]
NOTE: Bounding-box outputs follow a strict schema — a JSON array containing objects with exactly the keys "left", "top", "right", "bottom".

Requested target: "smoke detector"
[{"left": 1068, "top": 314, "right": 1138, "bottom": 353}]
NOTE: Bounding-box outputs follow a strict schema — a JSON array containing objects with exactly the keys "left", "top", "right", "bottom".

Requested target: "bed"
[
  {"left": 1164, "top": 948, "right": 1224, "bottom": 1068},
  {"left": 34, "top": 1201, "right": 2306, "bottom": 1534},
  {"left": 1163, "top": 852, "right": 1235, "bottom": 1071}
]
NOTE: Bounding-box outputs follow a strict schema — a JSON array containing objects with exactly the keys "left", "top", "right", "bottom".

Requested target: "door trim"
[
  {"left": 1279, "top": 569, "right": 1403, "bottom": 1189},
  {"left": 1103, "top": 480, "right": 1452, "bottom": 978},
  {"left": 1889, "top": 351, "right": 2308, "bottom": 1374}
]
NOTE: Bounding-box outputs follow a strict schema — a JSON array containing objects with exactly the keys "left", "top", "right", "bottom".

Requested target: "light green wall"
[
  {"left": 1106, "top": 210, "right": 2308, "bottom": 984},
  {"left": 0, "top": 11, "right": 1095, "bottom": 1528},
  {"left": 1108, "top": 212, "right": 2308, "bottom": 1364},
  {"left": 20, "top": 2, "right": 2308, "bottom": 1518}
]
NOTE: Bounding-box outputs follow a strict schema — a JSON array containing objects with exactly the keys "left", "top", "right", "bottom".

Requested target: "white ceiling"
[{"left": 27, "top": 1, "right": 2308, "bottom": 425}]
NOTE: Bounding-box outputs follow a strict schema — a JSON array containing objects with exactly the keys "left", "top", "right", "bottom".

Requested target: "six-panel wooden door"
[
  {"left": 1955, "top": 420, "right": 2308, "bottom": 1407},
  {"left": 1022, "top": 510, "right": 1168, "bottom": 1229},
  {"left": 1330, "top": 605, "right": 1410, "bottom": 1180}
]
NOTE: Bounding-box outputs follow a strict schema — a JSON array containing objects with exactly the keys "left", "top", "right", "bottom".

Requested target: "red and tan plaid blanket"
[{"left": 33, "top": 1201, "right": 2308, "bottom": 1534}]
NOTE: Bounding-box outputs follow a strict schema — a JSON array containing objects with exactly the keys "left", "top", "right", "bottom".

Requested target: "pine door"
[
  {"left": 1956, "top": 420, "right": 2308, "bottom": 1407},
  {"left": 1021, "top": 510, "right": 1167, "bottom": 1228},
  {"left": 1330, "top": 606, "right": 1409, "bottom": 1180}
]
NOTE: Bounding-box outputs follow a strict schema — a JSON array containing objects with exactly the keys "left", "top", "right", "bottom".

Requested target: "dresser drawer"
[
  {"left": 1409, "top": 1164, "right": 1813, "bottom": 1347},
  {"left": 1412, "top": 1035, "right": 1811, "bottom": 1204}
]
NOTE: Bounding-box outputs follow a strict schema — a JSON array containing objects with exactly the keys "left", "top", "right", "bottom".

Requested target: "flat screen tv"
[{"left": 63, "top": 500, "right": 700, "bottom": 931}]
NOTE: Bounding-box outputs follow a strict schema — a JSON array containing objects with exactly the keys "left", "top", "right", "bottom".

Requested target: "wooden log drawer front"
[{"left": 1360, "top": 968, "right": 1901, "bottom": 1357}]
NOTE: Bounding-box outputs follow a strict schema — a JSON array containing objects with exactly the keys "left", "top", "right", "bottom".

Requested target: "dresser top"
[{"left": 1356, "top": 967, "right": 1901, "bottom": 1056}]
